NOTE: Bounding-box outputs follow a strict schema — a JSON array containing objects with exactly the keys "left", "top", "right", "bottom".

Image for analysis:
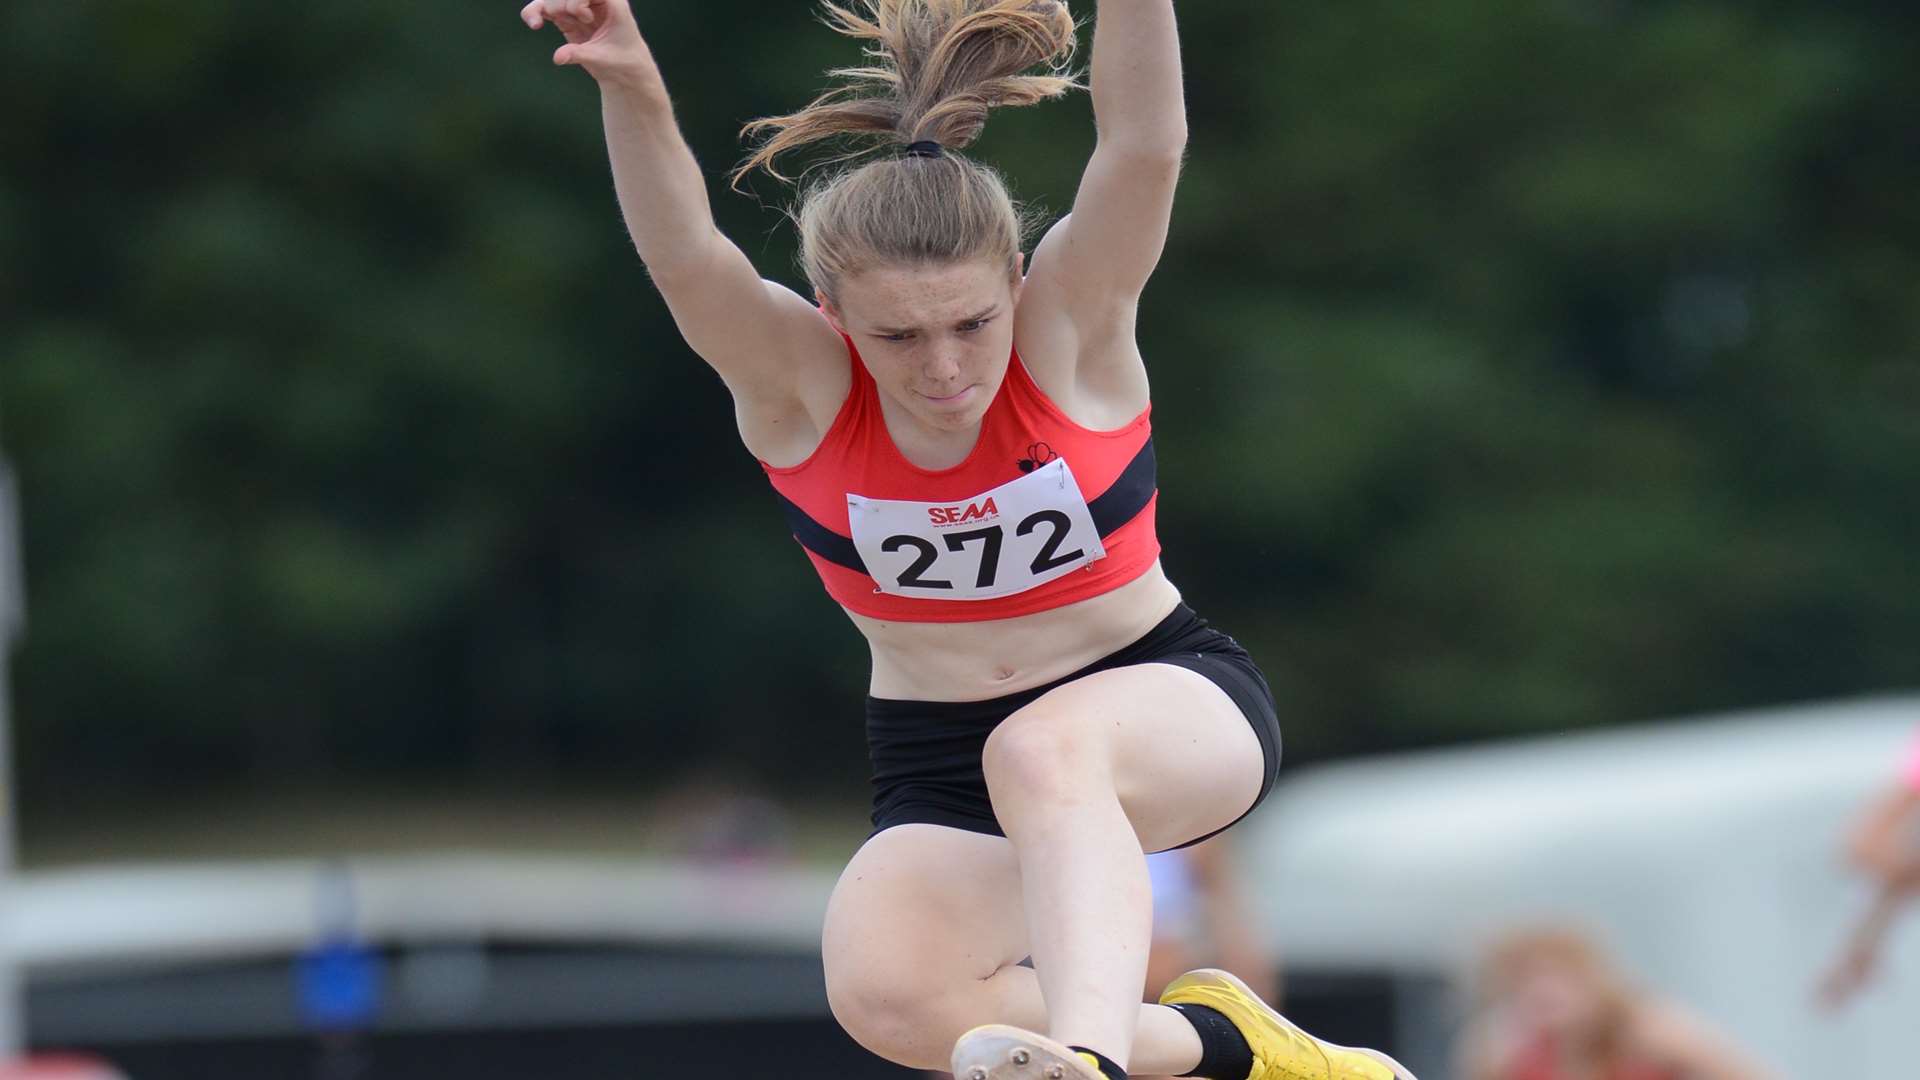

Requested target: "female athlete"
[
  {"left": 522, "top": 2, "right": 1414, "bottom": 1078},
  {"left": 1459, "top": 928, "right": 1772, "bottom": 1080}
]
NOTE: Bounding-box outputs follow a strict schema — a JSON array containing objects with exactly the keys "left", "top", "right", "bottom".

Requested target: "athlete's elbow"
[
  {"left": 1096, "top": 127, "right": 1188, "bottom": 173},
  {"left": 640, "top": 231, "right": 724, "bottom": 292}
]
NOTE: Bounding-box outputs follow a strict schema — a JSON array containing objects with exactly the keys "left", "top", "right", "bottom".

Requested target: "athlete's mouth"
[{"left": 920, "top": 386, "right": 975, "bottom": 404}]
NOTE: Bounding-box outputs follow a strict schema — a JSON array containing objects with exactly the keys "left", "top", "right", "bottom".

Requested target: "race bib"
[{"left": 847, "top": 459, "right": 1107, "bottom": 601}]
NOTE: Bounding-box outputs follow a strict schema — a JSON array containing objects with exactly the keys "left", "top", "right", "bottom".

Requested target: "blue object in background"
[
  {"left": 296, "top": 863, "right": 382, "bottom": 1031},
  {"left": 295, "top": 937, "right": 384, "bottom": 1031}
]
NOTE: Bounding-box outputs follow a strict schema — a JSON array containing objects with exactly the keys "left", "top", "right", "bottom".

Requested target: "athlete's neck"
[{"left": 876, "top": 391, "right": 985, "bottom": 470}]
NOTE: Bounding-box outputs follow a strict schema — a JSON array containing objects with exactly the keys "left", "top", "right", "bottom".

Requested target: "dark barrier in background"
[
  {"left": 84, "top": 1021, "right": 909, "bottom": 1080},
  {"left": 28, "top": 949, "right": 1419, "bottom": 1080}
]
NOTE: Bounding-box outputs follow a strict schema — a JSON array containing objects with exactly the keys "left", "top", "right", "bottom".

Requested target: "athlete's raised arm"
[
  {"left": 1020, "top": 0, "right": 1186, "bottom": 382},
  {"left": 521, "top": 1, "right": 843, "bottom": 414}
]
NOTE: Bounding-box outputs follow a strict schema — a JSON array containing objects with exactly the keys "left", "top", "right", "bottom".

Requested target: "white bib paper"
[{"left": 847, "top": 458, "right": 1107, "bottom": 601}]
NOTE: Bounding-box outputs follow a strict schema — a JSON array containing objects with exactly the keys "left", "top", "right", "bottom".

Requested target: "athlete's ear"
[
  {"left": 1010, "top": 252, "right": 1026, "bottom": 301},
  {"left": 816, "top": 289, "right": 847, "bottom": 334}
]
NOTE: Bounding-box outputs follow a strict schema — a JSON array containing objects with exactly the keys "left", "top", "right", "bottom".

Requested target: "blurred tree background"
[{"left": 1, "top": 0, "right": 1915, "bottom": 818}]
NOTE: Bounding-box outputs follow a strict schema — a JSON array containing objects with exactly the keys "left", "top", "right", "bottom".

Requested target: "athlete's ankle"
[
  {"left": 1068, "top": 1046, "right": 1128, "bottom": 1080},
  {"left": 1166, "top": 1003, "right": 1254, "bottom": 1080}
]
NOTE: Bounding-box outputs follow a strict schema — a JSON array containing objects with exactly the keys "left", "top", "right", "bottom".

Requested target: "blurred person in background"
[
  {"left": 1140, "top": 839, "right": 1281, "bottom": 1015},
  {"left": 1815, "top": 731, "right": 1920, "bottom": 1008},
  {"left": 648, "top": 771, "right": 797, "bottom": 866},
  {"left": 1457, "top": 928, "right": 1772, "bottom": 1080},
  {"left": 519, "top": 1, "right": 1407, "bottom": 1078},
  {"left": 0, "top": 1056, "right": 129, "bottom": 1080}
]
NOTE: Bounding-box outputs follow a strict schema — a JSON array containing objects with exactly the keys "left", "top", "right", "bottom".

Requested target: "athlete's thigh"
[
  {"left": 823, "top": 823, "right": 1030, "bottom": 989},
  {"left": 1006, "top": 662, "right": 1264, "bottom": 853}
]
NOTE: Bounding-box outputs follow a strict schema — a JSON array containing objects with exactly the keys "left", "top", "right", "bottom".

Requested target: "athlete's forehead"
[{"left": 837, "top": 260, "right": 1011, "bottom": 331}]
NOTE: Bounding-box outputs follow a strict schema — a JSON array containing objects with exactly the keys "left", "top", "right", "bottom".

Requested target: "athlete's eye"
[
  {"left": 957, "top": 318, "right": 989, "bottom": 334},
  {"left": 879, "top": 331, "right": 915, "bottom": 343}
]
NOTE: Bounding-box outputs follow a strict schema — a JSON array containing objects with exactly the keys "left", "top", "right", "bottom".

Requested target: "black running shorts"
[{"left": 864, "top": 604, "right": 1282, "bottom": 852}]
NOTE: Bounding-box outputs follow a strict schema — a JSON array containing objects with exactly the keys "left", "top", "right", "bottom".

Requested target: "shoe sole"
[
  {"left": 1173, "top": 968, "right": 1420, "bottom": 1080},
  {"left": 950, "top": 1024, "right": 1105, "bottom": 1080}
]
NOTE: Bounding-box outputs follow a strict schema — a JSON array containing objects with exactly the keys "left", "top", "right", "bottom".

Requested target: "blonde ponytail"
[{"left": 732, "top": 1, "right": 1081, "bottom": 300}]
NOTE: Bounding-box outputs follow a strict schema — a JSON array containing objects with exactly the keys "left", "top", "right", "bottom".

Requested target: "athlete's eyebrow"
[{"left": 871, "top": 306, "right": 1000, "bottom": 336}]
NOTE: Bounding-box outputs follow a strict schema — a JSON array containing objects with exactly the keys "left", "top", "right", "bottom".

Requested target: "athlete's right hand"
[
  {"left": 520, "top": 0, "right": 655, "bottom": 84},
  {"left": 1816, "top": 939, "right": 1877, "bottom": 1011}
]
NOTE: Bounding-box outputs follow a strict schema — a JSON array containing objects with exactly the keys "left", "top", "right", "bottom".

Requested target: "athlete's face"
[
  {"left": 1508, "top": 957, "right": 1607, "bottom": 1036},
  {"left": 822, "top": 256, "right": 1024, "bottom": 433}
]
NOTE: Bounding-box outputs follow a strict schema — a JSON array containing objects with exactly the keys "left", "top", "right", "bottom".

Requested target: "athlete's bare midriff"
[{"left": 851, "top": 560, "right": 1184, "bottom": 701}]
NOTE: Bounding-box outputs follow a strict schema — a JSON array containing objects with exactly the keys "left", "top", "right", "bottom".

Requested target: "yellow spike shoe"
[
  {"left": 1159, "top": 969, "right": 1418, "bottom": 1080},
  {"left": 950, "top": 1024, "right": 1107, "bottom": 1080}
]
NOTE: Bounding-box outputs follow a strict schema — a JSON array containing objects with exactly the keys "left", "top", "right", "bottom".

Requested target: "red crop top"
[
  {"left": 1506, "top": 1035, "right": 1679, "bottom": 1080},
  {"left": 761, "top": 335, "right": 1160, "bottom": 623}
]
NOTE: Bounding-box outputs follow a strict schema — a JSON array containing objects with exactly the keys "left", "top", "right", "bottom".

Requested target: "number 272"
[{"left": 880, "top": 510, "right": 1085, "bottom": 590}]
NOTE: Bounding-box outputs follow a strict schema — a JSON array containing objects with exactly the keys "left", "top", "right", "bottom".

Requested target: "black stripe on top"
[
  {"left": 771, "top": 487, "right": 867, "bottom": 572},
  {"left": 1086, "top": 436, "right": 1157, "bottom": 538},
  {"left": 773, "top": 437, "right": 1158, "bottom": 577}
]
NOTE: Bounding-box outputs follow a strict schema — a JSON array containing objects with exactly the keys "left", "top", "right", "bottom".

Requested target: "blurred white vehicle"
[{"left": 1238, "top": 693, "right": 1920, "bottom": 1079}]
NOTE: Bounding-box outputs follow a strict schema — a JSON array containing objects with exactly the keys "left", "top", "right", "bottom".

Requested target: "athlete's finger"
[
  {"left": 554, "top": 41, "right": 595, "bottom": 67},
  {"left": 520, "top": 1, "right": 547, "bottom": 30}
]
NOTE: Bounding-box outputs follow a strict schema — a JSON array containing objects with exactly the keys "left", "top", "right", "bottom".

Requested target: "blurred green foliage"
[{"left": 2, "top": 1, "right": 1916, "bottom": 808}]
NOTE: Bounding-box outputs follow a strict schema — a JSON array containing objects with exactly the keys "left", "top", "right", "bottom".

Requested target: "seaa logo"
[{"left": 928, "top": 497, "right": 999, "bottom": 527}]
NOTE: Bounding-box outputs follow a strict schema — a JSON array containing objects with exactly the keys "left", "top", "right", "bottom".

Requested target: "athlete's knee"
[
  {"left": 822, "top": 949, "right": 962, "bottom": 1069},
  {"left": 982, "top": 706, "right": 1105, "bottom": 807}
]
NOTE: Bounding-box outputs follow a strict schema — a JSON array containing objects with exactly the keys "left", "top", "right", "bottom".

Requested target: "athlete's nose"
[{"left": 923, "top": 343, "right": 963, "bottom": 384}]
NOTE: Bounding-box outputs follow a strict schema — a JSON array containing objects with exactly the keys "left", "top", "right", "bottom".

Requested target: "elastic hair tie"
[{"left": 903, "top": 140, "right": 945, "bottom": 159}]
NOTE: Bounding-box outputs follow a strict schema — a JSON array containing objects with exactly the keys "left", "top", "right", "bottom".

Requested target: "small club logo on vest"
[
  {"left": 928, "top": 498, "right": 999, "bottom": 527},
  {"left": 1016, "top": 441, "right": 1059, "bottom": 474}
]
